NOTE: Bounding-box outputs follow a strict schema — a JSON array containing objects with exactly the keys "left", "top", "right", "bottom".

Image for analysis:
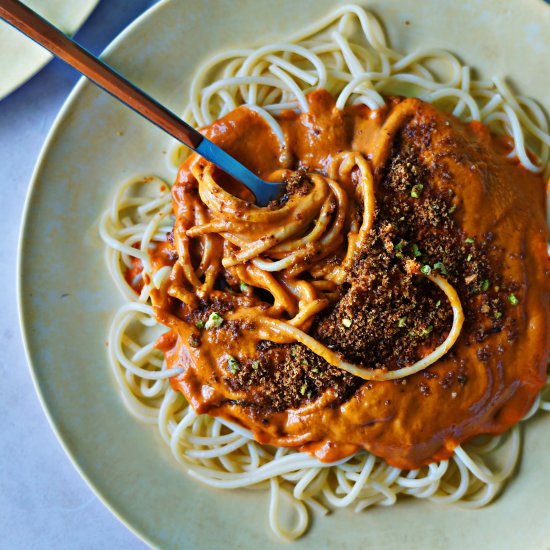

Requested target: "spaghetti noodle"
[{"left": 99, "top": 4, "right": 550, "bottom": 540}]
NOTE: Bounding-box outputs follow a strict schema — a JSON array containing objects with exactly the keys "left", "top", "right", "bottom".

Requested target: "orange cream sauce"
[{"left": 154, "top": 91, "right": 549, "bottom": 469}]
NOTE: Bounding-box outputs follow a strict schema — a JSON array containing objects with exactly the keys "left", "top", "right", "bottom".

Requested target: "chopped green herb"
[
  {"left": 290, "top": 346, "right": 298, "bottom": 357},
  {"left": 311, "top": 368, "right": 319, "bottom": 374},
  {"left": 342, "top": 318, "right": 353, "bottom": 328},
  {"left": 420, "top": 325, "right": 434, "bottom": 337},
  {"left": 227, "top": 356, "right": 240, "bottom": 373},
  {"left": 205, "top": 312, "right": 224, "bottom": 329},
  {"left": 251, "top": 360, "right": 260, "bottom": 370},
  {"left": 300, "top": 383, "right": 308, "bottom": 395},
  {"left": 195, "top": 320, "right": 205, "bottom": 330},
  {"left": 433, "top": 262, "right": 448, "bottom": 275},
  {"left": 411, "top": 183, "right": 424, "bottom": 198},
  {"left": 301, "top": 359, "right": 308, "bottom": 366},
  {"left": 481, "top": 279, "right": 490, "bottom": 292},
  {"left": 508, "top": 293, "right": 519, "bottom": 305},
  {"left": 435, "top": 300, "right": 441, "bottom": 308},
  {"left": 394, "top": 239, "right": 407, "bottom": 258},
  {"left": 466, "top": 254, "right": 472, "bottom": 262},
  {"left": 411, "top": 243, "right": 422, "bottom": 257},
  {"left": 464, "top": 237, "right": 475, "bottom": 244},
  {"left": 420, "top": 264, "right": 432, "bottom": 275},
  {"left": 494, "top": 311, "right": 503, "bottom": 319},
  {"left": 448, "top": 204, "right": 457, "bottom": 214},
  {"left": 397, "top": 317, "right": 407, "bottom": 328},
  {"left": 239, "top": 281, "right": 249, "bottom": 292}
]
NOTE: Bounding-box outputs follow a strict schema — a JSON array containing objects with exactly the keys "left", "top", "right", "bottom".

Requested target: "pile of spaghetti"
[{"left": 100, "top": 4, "right": 550, "bottom": 540}]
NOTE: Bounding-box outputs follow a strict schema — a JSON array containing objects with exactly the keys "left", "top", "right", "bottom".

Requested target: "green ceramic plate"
[{"left": 18, "top": 0, "right": 550, "bottom": 548}]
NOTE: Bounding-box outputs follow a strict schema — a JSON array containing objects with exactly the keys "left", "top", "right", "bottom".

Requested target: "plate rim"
[{"left": 16, "top": 1, "right": 170, "bottom": 546}]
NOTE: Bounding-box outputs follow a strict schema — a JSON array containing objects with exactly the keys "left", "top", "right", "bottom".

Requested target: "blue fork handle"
[{"left": 0, "top": 0, "right": 283, "bottom": 206}]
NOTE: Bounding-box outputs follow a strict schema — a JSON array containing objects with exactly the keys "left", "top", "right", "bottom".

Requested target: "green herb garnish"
[
  {"left": 227, "top": 356, "right": 240, "bottom": 373},
  {"left": 481, "top": 279, "right": 490, "bottom": 292},
  {"left": 251, "top": 360, "right": 260, "bottom": 370},
  {"left": 411, "top": 243, "right": 422, "bottom": 257},
  {"left": 420, "top": 325, "right": 434, "bottom": 337},
  {"left": 397, "top": 317, "right": 407, "bottom": 328},
  {"left": 395, "top": 239, "right": 407, "bottom": 258},
  {"left": 433, "top": 262, "right": 448, "bottom": 275},
  {"left": 300, "top": 383, "right": 308, "bottom": 395},
  {"left": 205, "top": 312, "right": 224, "bottom": 329},
  {"left": 239, "top": 281, "right": 249, "bottom": 292},
  {"left": 508, "top": 293, "right": 519, "bottom": 305},
  {"left": 435, "top": 300, "right": 441, "bottom": 308},
  {"left": 411, "top": 183, "right": 424, "bottom": 198},
  {"left": 464, "top": 237, "right": 475, "bottom": 244},
  {"left": 195, "top": 320, "right": 205, "bottom": 330},
  {"left": 420, "top": 264, "right": 432, "bottom": 275}
]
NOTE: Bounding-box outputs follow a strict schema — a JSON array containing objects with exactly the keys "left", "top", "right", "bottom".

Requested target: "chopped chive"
[
  {"left": 301, "top": 359, "right": 308, "bottom": 366},
  {"left": 251, "top": 360, "right": 260, "bottom": 370},
  {"left": 205, "top": 312, "right": 224, "bottom": 329},
  {"left": 311, "top": 368, "right": 319, "bottom": 374},
  {"left": 448, "top": 204, "right": 457, "bottom": 214},
  {"left": 433, "top": 262, "right": 448, "bottom": 275},
  {"left": 464, "top": 237, "right": 475, "bottom": 244},
  {"left": 466, "top": 254, "right": 472, "bottom": 262},
  {"left": 227, "top": 356, "right": 240, "bottom": 373},
  {"left": 411, "top": 243, "right": 422, "bottom": 257},
  {"left": 420, "top": 325, "right": 434, "bottom": 337},
  {"left": 195, "top": 320, "right": 205, "bottom": 330},
  {"left": 239, "top": 281, "right": 249, "bottom": 292},
  {"left": 411, "top": 183, "right": 424, "bottom": 198},
  {"left": 300, "top": 383, "right": 308, "bottom": 395},
  {"left": 494, "top": 311, "right": 503, "bottom": 319},
  {"left": 481, "top": 279, "right": 490, "bottom": 292},
  {"left": 342, "top": 318, "right": 353, "bottom": 328},
  {"left": 435, "top": 300, "right": 441, "bottom": 308},
  {"left": 420, "top": 264, "right": 432, "bottom": 275},
  {"left": 395, "top": 239, "right": 407, "bottom": 258},
  {"left": 397, "top": 317, "right": 407, "bottom": 328},
  {"left": 508, "top": 293, "right": 519, "bottom": 305}
]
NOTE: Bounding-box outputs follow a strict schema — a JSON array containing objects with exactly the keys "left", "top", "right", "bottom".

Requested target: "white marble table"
[{"left": 0, "top": 1, "right": 157, "bottom": 547}]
